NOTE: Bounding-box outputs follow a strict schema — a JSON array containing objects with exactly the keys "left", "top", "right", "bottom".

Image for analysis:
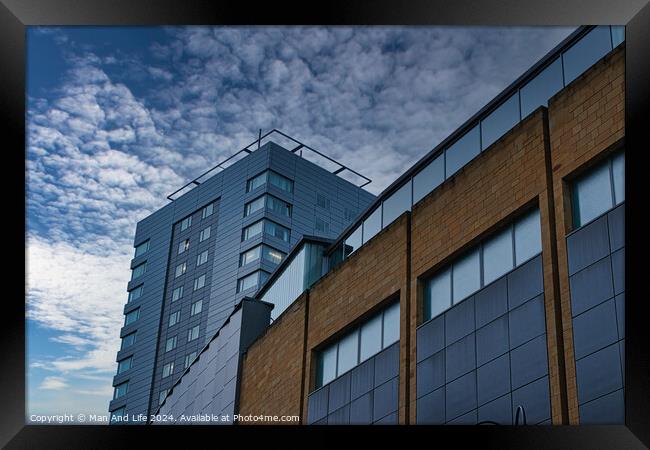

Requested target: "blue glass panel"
[
  {"left": 612, "top": 152, "right": 625, "bottom": 204},
  {"left": 413, "top": 154, "right": 444, "bottom": 204},
  {"left": 573, "top": 160, "right": 613, "bottom": 227},
  {"left": 344, "top": 225, "right": 362, "bottom": 257},
  {"left": 514, "top": 208, "right": 542, "bottom": 265},
  {"left": 483, "top": 226, "right": 514, "bottom": 285},
  {"left": 520, "top": 58, "right": 564, "bottom": 118},
  {"left": 382, "top": 181, "right": 411, "bottom": 227},
  {"left": 611, "top": 26, "right": 625, "bottom": 48},
  {"left": 362, "top": 207, "right": 382, "bottom": 244},
  {"left": 424, "top": 268, "right": 451, "bottom": 321},
  {"left": 481, "top": 93, "right": 520, "bottom": 151},
  {"left": 563, "top": 26, "right": 612, "bottom": 85},
  {"left": 452, "top": 249, "right": 480, "bottom": 304},
  {"left": 445, "top": 125, "right": 480, "bottom": 178}
]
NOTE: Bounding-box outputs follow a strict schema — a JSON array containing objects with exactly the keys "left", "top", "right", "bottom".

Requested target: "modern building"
[
  {"left": 108, "top": 133, "right": 376, "bottom": 420},
  {"left": 149, "top": 25, "right": 625, "bottom": 425}
]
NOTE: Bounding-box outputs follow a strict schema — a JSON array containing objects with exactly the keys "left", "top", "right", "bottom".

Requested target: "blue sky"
[{"left": 26, "top": 25, "right": 575, "bottom": 420}]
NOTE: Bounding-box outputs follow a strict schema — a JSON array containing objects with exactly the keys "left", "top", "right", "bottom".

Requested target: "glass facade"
[
  {"left": 362, "top": 207, "right": 382, "bottom": 244},
  {"left": 127, "top": 285, "right": 143, "bottom": 303},
  {"left": 481, "top": 93, "right": 520, "bottom": 151},
  {"left": 117, "top": 356, "right": 132, "bottom": 374},
  {"left": 572, "top": 152, "right": 624, "bottom": 228},
  {"left": 563, "top": 26, "right": 612, "bottom": 85},
  {"left": 446, "top": 125, "right": 480, "bottom": 177},
  {"left": 124, "top": 308, "right": 139, "bottom": 326},
  {"left": 247, "top": 170, "right": 294, "bottom": 193},
  {"left": 113, "top": 381, "right": 128, "bottom": 400},
  {"left": 237, "top": 270, "right": 269, "bottom": 293},
  {"left": 424, "top": 208, "right": 542, "bottom": 322},
  {"left": 413, "top": 153, "right": 444, "bottom": 204},
  {"left": 121, "top": 332, "right": 136, "bottom": 350},
  {"left": 131, "top": 262, "right": 146, "bottom": 280},
  {"left": 315, "top": 301, "right": 400, "bottom": 389},
  {"left": 382, "top": 181, "right": 411, "bottom": 226},
  {"left": 520, "top": 58, "right": 564, "bottom": 118},
  {"left": 134, "top": 240, "right": 149, "bottom": 257}
]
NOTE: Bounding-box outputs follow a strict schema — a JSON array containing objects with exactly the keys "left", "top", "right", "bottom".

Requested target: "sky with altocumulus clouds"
[{"left": 26, "top": 25, "right": 575, "bottom": 419}]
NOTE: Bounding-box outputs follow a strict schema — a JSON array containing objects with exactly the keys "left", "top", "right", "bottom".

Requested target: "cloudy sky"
[{"left": 26, "top": 25, "right": 575, "bottom": 419}]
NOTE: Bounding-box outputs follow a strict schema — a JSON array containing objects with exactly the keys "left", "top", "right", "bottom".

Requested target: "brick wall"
[{"left": 547, "top": 46, "right": 625, "bottom": 424}]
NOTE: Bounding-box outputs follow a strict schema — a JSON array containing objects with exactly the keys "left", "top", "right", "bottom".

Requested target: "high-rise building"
[
  {"left": 108, "top": 134, "right": 376, "bottom": 418},
  {"left": 147, "top": 25, "right": 626, "bottom": 426}
]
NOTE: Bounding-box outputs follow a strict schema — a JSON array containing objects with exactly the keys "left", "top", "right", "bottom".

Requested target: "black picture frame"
[{"left": 3, "top": 0, "right": 648, "bottom": 447}]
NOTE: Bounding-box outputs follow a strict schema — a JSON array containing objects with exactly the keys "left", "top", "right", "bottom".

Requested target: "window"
[
  {"left": 344, "top": 207, "right": 358, "bottom": 222},
  {"left": 117, "top": 356, "right": 132, "bottom": 374},
  {"left": 168, "top": 310, "right": 180, "bottom": 327},
  {"left": 413, "top": 153, "right": 444, "bottom": 204},
  {"left": 382, "top": 180, "right": 411, "bottom": 226},
  {"left": 237, "top": 271, "right": 269, "bottom": 292},
  {"left": 180, "top": 215, "right": 192, "bottom": 231},
  {"left": 134, "top": 240, "right": 149, "bottom": 257},
  {"left": 263, "top": 246, "right": 285, "bottom": 264},
  {"left": 315, "top": 301, "right": 400, "bottom": 389},
  {"left": 131, "top": 262, "right": 147, "bottom": 280},
  {"left": 445, "top": 125, "right": 480, "bottom": 178},
  {"left": 201, "top": 202, "right": 214, "bottom": 219},
  {"left": 175, "top": 262, "right": 187, "bottom": 278},
  {"left": 124, "top": 308, "right": 139, "bottom": 326},
  {"left": 159, "top": 389, "right": 168, "bottom": 405},
  {"left": 244, "top": 196, "right": 265, "bottom": 217},
  {"left": 171, "top": 286, "right": 183, "bottom": 302},
  {"left": 266, "top": 195, "right": 291, "bottom": 217},
  {"left": 246, "top": 171, "right": 267, "bottom": 192},
  {"left": 520, "top": 57, "right": 564, "bottom": 118},
  {"left": 193, "top": 274, "right": 206, "bottom": 291},
  {"left": 178, "top": 239, "right": 189, "bottom": 255},
  {"left": 423, "top": 208, "right": 542, "bottom": 322},
  {"left": 121, "top": 332, "right": 136, "bottom": 350},
  {"left": 240, "top": 245, "right": 284, "bottom": 266},
  {"left": 191, "top": 300, "right": 202, "bottom": 316},
  {"left": 110, "top": 407, "right": 125, "bottom": 421},
  {"left": 127, "top": 285, "right": 143, "bottom": 303},
  {"left": 162, "top": 362, "right": 174, "bottom": 378},
  {"left": 113, "top": 381, "right": 128, "bottom": 400},
  {"left": 344, "top": 225, "right": 362, "bottom": 257},
  {"left": 572, "top": 152, "right": 624, "bottom": 228},
  {"left": 563, "top": 26, "right": 612, "bottom": 85},
  {"left": 196, "top": 250, "right": 209, "bottom": 266},
  {"left": 199, "top": 226, "right": 211, "bottom": 242},
  {"left": 242, "top": 221, "right": 263, "bottom": 241},
  {"left": 611, "top": 25, "right": 625, "bottom": 48},
  {"left": 187, "top": 325, "right": 200, "bottom": 342},
  {"left": 264, "top": 220, "right": 290, "bottom": 242},
  {"left": 268, "top": 171, "right": 293, "bottom": 193},
  {"left": 314, "top": 217, "right": 330, "bottom": 234},
  {"left": 165, "top": 336, "right": 177, "bottom": 352},
  {"left": 316, "top": 193, "right": 330, "bottom": 210},
  {"left": 184, "top": 352, "right": 197, "bottom": 369},
  {"left": 480, "top": 93, "right": 520, "bottom": 151},
  {"left": 240, "top": 245, "right": 261, "bottom": 266},
  {"left": 362, "top": 207, "right": 381, "bottom": 244}
]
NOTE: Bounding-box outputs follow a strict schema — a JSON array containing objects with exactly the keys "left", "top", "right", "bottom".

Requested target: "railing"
[
  {"left": 327, "top": 25, "right": 625, "bottom": 265},
  {"left": 166, "top": 129, "right": 372, "bottom": 201}
]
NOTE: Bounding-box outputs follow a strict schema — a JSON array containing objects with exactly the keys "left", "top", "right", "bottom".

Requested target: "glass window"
[
  {"left": 337, "top": 330, "right": 359, "bottom": 376},
  {"left": 240, "top": 245, "right": 261, "bottom": 266},
  {"left": 191, "top": 300, "right": 202, "bottom": 316},
  {"left": 317, "top": 344, "right": 337, "bottom": 388},
  {"left": 193, "top": 275, "right": 206, "bottom": 291},
  {"left": 382, "top": 181, "right": 411, "bottom": 227},
  {"left": 611, "top": 25, "right": 625, "bottom": 48},
  {"left": 514, "top": 208, "right": 542, "bottom": 265},
  {"left": 178, "top": 239, "right": 189, "bottom": 255},
  {"left": 344, "top": 225, "right": 362, "bottom": 257},
  {"left": 110, "top": 407, "right": 125, "bottom": 421},
  {"left": 128, "top": 285, "right": 143, "bottom": 303},
  {"left": 202, "top": 202, "right": 214, "bottom": 219},
  {"left": 362, "top": 207, "right": 382, "bottom": 244},
  {"left": 165, "top": 336, "right": 177, "bottom": 352},
  {"left": 171, "top": 286, "right": 183, "bottom": 302},
  {"left": 269, "top": 171, "right": 293, "bottom": 193},
  {"left": 159, "top": 389, "right": 168, "bottom": 405},
  {"left": 382, "top": 302, "right": 400, "bottom": 347},
  {"left": 572, "top": 160, "right": 613, "bottom": 228},
  {"left": 131, "top": 262, "right": 146, "bottom": 280},
  {"left": 413, "top": 153, "right": 444, "bottom": 204},
  {"left": 113, "top": 381, "right": 128, "bottom": 400},
  {"left": 124, "top": 308, "right": 139, "bottom": 326},
  {"left": 184, "top": 351, "right": 197, "bottom": 369},
  {"left": 446, "top": 125, "right": 481, "bottom": 177},
  {"left": 242, "top": 221, "right": 263, "bottom": 241},
  {"left": 237, "top": 271, "right": 260, "bottom": 292},
  {"left": 197, "top": 250, "right": 209, "bottom": 266},
  {"left": 424, "top": 267, "right": 451, "bottom": 321},
  {"left": 117, "top": 356, "right": 132, "bottom": 374},
  {"left": 344, "top": 208, "right": 358, "bottom": 222},
  {"left": 134, "top": 240, "right": 149, "bottom": 257},
  {"left": 162, "top": 362, "right": 174, "bottom": 378},
  {"left": 262, "top": 246, "right": 285, "bottom": 264},
  {"left": 481, "top": 93, "right": 521, "bottom": 151},
  {"left": 199, "top": 226, "right": 211, "bottom": 242},
  {"left": 563, "top": 26, "right": 612, "bottom": 85},
  {"left": 452, "top": 249, "right": 480, "bottom": 303},
  {"left": 612, "top": 152, "right": 625, "bottom": 204},
  {"left": 267, "top": 195, "right": 291, "bottom": 217},
  {"left": 483, "top": 226, "right": 514, "bottom": 285},
  {"left": 188, "top": 325, "right": 200, "bottom": 342},
  {"left": 244, "top": 196, "right": 265, "bottom": 217},
  {"left": 180, "top": 215, "right": 192, "bottom": 231},
  {"left": 175, "top": 262, "right": 186, "bottom": 278},
  {"left": 168, "top": 310, "right": 180, "bottom": 327},
  {"left": 316, "top": 193, "right": 330, "bottom": 210},
  {"left": 359, "top": 313, "right": 382, "bottom": 362},
  {"left": 520, "top": 57, "right": 564, "bottom": 118},
  {"left": 315, "top": 217, "right": 330, "bottom": 234},
  {"left": 121, "top": 332, "right": 136, "bottom": 350},
  {"left": 247, "top": 171, "right": 267, "bottom": 192},
  {"left": 264, "top": 220, "right": 290, "bottom": 242}
]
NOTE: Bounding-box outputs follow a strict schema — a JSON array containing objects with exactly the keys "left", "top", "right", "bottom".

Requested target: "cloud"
[{"left": 40, "top": 376, "right": 69, "bottom": 391}]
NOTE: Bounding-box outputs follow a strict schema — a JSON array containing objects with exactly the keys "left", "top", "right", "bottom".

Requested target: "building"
[
  {"left": 108, "top": 133, "right": 376, "bottom": 420},
  {"left": 150, "top": 25, "right": 625, "bottom": 425}
]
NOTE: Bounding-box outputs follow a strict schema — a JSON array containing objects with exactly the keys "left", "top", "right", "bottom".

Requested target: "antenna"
[{"left": 258, "top": 129, "right": 262, "bottom": 149}]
